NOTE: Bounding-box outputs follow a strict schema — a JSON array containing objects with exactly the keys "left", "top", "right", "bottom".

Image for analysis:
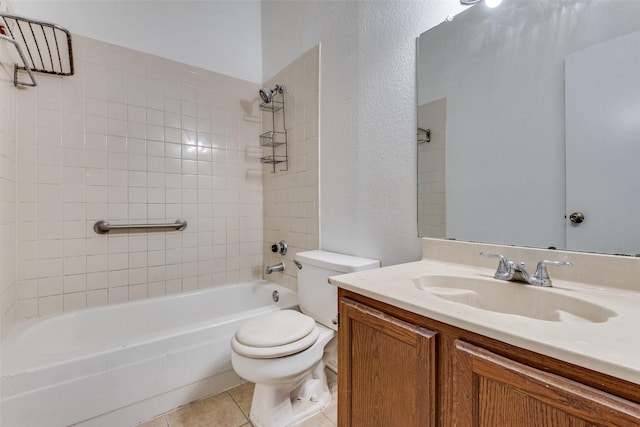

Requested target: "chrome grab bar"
[{"left": 93, "top": 219, "right": 187, "bottom": 234}]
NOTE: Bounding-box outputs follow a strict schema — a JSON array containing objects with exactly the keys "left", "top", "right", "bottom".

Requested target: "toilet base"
[{"left": 249, "top": 358, "right": 331, "bottom": 427}]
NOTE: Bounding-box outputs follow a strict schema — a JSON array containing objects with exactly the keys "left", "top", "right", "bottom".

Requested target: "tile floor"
[{"left": 138, "top": 370, "right": 337, "bottom": 427}]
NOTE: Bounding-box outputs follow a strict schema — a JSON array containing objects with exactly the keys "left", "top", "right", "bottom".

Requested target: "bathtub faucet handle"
[{"left": 271, "top": 240, "right": 287, "bottom": 255}]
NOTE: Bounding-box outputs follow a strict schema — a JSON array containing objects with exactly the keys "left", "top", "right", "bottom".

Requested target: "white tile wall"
[
  {"left": 262, "top": 46, "right": 320, "bottom": 290},
  {"left": 0, "top": 38, "right": 18, "bottom": 336},
  {"left": 9, "top": 35, "right": 264, "bottom": 319}
]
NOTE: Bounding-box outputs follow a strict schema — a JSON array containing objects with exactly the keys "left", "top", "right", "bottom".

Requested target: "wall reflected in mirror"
[
  {"left": 417, "top": 0, "right": 640, "bottom": 255},
  {"left": 417, "top": 99, "right": 446, "bottom": 238}
]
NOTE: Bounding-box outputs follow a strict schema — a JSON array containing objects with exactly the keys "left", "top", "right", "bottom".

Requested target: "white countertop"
[{"left": 330, "top": 256, "right": 640, "bottom": 385}]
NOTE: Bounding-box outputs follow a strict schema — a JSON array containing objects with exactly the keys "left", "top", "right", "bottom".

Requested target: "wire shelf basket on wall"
[
  {"left": 259, "top": 87, "right": 288, "bottom": 173},
  {"left": 0, "top": 13, "right": 74, "bottom": 87}
]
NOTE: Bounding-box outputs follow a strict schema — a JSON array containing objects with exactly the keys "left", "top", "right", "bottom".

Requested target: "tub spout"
[{"left": 266, "top": 262, "right": 285, "bottom": 274}]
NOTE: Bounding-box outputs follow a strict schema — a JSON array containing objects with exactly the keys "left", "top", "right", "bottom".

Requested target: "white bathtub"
[{"left": 1, "top": 281, "right": 297, "bottom": 427}]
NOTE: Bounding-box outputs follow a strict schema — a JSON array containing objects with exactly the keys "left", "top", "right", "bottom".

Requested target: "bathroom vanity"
[{"left": 330, "top": 239, "right": 640, "bottom": 426}]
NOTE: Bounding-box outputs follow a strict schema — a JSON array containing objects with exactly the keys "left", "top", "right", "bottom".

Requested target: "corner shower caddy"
[
  {"left": 0, "top": 13, "right": 74, "bottom": 87},
  {"left": 259, "top": 87, "right": 288, "bottom": 173}
]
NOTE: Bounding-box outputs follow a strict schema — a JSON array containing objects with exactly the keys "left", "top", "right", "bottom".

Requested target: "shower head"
[
  {"left": 259, "top": 84, "right": 283, "bottom": 104},
  {"left": 259, "top": 88, "right": 271, "bottom": 103}
]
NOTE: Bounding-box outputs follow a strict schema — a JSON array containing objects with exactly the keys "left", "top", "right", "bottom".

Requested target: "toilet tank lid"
[{"left": 296, "top": 250, "right": 380, "bottom": 273}]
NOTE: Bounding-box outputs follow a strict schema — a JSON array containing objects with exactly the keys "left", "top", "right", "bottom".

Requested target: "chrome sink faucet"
[{"left": 480, "top": 252, "right": 572, "bottom": 287}]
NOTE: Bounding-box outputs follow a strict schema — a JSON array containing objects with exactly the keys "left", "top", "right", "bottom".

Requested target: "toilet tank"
[{"left": 295, "top": 250, "right": 380, "bottom": 331}]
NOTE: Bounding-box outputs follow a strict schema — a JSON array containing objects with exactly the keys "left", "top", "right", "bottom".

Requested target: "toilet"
[{"left": 231, "top": 250, "right": 379, "bottom": 427}]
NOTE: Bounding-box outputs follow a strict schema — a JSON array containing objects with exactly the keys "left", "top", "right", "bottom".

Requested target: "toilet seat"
[{"left": 232, "top": 310, "right": 320, "bottom": 359}]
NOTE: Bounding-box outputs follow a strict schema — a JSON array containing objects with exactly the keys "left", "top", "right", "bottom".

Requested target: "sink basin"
[{"left": 413, "top": 275, "right": 616, "bottom": 323}]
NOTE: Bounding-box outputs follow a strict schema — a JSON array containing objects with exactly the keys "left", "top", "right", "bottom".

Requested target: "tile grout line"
[
  {"left": 226, "top": 390, "right": 252, "bottom": 427},
  {"left": 228, "top": 389, "right": 252, "bottom": 423}
]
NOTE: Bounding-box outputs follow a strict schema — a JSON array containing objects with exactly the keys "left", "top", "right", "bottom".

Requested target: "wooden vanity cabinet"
[
  {"left": 338, "top": 289, "right": 640, "bottom": 427},
  {"left": 453, "top": 341, "right": 640, "bottom": 426}
]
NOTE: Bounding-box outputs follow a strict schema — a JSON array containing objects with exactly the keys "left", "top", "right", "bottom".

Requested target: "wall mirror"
[{"left": 417, "top": 0, "right": 640, "bottom": 256}]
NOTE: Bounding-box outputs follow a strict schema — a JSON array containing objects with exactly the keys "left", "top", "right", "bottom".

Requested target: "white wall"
[
  {"left": 8, "top": 0, "right": 468, "bottom": 269},
  {"left": 262, "top": 46, "right": 320, "bottom": 291},
  {"left": 0, "top": 32, "right": 17, "bottom": 335},
  {"left": 9, "top": 35, "right": 263, "bottom": 319},
  {"left": 262, "top": 1, "right": 465, "bottom": 266},
  {"left": 11, "top": 0, "right": 262, "bottom": 83}
]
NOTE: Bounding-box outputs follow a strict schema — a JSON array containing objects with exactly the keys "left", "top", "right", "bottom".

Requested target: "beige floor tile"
[
  {"left": 137, "top": 416, "right": 169, "bottom": 427},
  {"left": 141, "top": 370, "right": 337, "bottom": 427},
  {"left": 293, "top": 412, "right": 335, "bottom": 427},
  {"left": 321, "top": 389, "right": 337, "bottom": 425},
  {"left": 229, "top": 381, "right": 254, "bottom": 417},
  {"left": 325, "top": 369, "right": 338, "bottom": 392},
  {"left": 166, "top": 392, "right": 248, "bottom": 427}
]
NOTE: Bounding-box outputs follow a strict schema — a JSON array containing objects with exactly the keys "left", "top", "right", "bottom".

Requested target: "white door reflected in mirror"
[{"left": 565, "top": 30, "right": 640, "bottom": 255}]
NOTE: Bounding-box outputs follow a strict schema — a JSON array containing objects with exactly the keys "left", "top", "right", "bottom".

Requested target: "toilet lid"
[
  {"left": 235, "top": 310, "right": 316, "bottom": 347},
  {"left": 231, "top": 310, "right": 320, "bottom": 359},
  {"left": 231, "top": 326, "right": 320, "bottom": 359}
]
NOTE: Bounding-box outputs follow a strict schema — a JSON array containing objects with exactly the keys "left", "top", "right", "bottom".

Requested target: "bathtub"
[{"left": 1, "top": 281, "right": 297, "bottom": 427}]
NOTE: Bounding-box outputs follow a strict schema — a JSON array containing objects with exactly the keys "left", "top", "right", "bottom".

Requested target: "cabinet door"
[
  {"left": 338, "top": 298, "right": 437, "bottom": 427},
  {"left": 453, "top": 340, "right": 640, "bottom": 427}
]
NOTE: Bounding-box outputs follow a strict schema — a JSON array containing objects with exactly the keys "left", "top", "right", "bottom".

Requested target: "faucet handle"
[
  {"left": 531, "top": 259, "right": 573, "bottom": 287},
  {"left": 480, "top": 252, "right": 512, "bottom": 280}
]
